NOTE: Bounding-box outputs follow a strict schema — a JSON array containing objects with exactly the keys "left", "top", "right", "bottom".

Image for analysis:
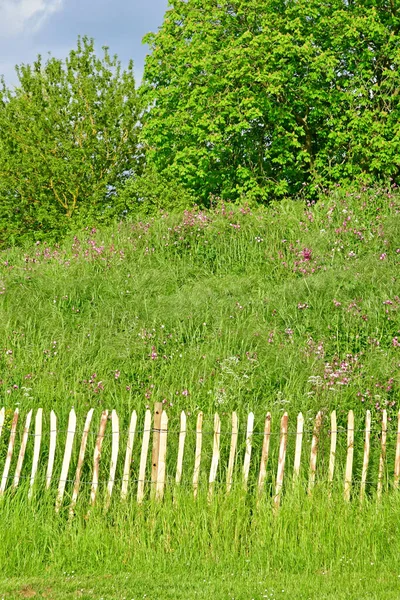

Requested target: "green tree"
[
  {"left": 0, "top": 36, "right": 140, "bottom": 246},
  {"left": 141, "top": 0, "right": 400, "bottom": 203}
]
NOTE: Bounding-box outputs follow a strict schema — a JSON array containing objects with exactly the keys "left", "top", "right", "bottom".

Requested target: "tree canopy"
[
  {"left": 0, "top": 36, "right": 140, "bottom": 245},
  {"left": 141, "top": 0, "right": 400, "bottom": 203}
]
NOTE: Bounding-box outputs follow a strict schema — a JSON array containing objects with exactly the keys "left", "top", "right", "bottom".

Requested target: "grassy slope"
[{"left": 0, "top": 189, "right": 400, "bottom": 598}]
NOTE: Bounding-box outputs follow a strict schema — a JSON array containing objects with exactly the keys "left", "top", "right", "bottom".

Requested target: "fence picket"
[
  {"left": 175, "top": 411, "right": 187, "bottom": 486},
  {"left": 28, "top": 408, "right": 43, "bottom": 499},
  {"left": 69, "top": 409, "right": 94, "bottom": 514},
  {"left": 377, "top": 409, "right": 387, "bottom": 501},
  {"left": 137, "top": 409, "right": 152, "bottom": 504},
  {"left": 394, "top": 411, "right": 400, "bottom": 490},
  {"left": 226, "top": 412, "right": 238, "bottom": 493},
  {"left": 46, "top": 411, "right": 57, "bottom": 489},
  {"left": 344, "top": 410, "right": 354, "bottom": 502},
  {"left": 328, "top": 410, "right": 337, "bottom": 486},
  {"left": 208, "top": 413, "right": 221, "bottom": 501},
  {"left": 105, "top": 410, "right": 120, "bottom": 507},
  {"left": 151, "top": 402, "right": 163, "bottom": 499},
  {"left": 90, "top": 410, "right": 108, "bottom": 507},
  {"left": 193, "top": 411, "right": 203, "bottom": 498},
  {"left": 308, "top": 411, "right": 323, "bottom": 494},
  {"left": 293, "top": 412, "right": 304, "bottom": 483},
  {"left": 360, "top": 410, "right": 371, "bottom": 503},
  {"left": 0, "top": 409, "right": 19, "bottom": 495},
  {"left": 257, "top": 413, "right": 271, "bottom": 495},
  {"left": 55, "top": 409, "right": 76, "bottom": 510},
  {"left": 156, "top": 411, "right": 168, "bottom": 501},
  {"left": 121, "top": 410, "right": 137, "bottom": 501},
  {"left": 243, "top": 412, "right": 254, "bottom": 491},
  {"left": 274, "top": 413, "right": 288, "bottom": 509},
  {"left": 13, "top": 410, "right": 32, "bottom": 489}
]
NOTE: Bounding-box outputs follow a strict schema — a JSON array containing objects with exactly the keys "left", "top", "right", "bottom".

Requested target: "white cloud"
[{"left": 0, "top": 0, "right": 63, "bottom": 38}]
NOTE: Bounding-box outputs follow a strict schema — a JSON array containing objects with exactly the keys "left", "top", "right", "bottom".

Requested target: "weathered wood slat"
[
  {"left": 344, "top": 410, "right": 354, "bottom": 502},
  {"left": 377, "top": 409, "right": 387, "bottom": 501},
  {"left": 121, "top": 410, "right": 137, "bottom": 501},
  {"left": 29, "top": 408, "right": 43, "bottom": 499},
  {"left": 193, "top": 411, "right": 203, "bottom": 498},
  {"left": 46, "top": 411, "right": 57, "bottom": 489},
  {"left": 293, "top": 412, "right": 304, "bottom": 484},
  {"left": 328, "top": 410, "right": 337, "bottom": 486},
  {"left": 156, "top": 411, "right": 168, "bottom": 501},
  {"left": 308, "top": 411, "right": 323, "bottom": 494},
  {"left": 226, "top": 412, "right": 238, "bottom": 493},
  {"left": 0, "top": 409, "right": 19, "bottom": 495},
  {"left": 69, "top": 408, "right": 94, "bottom": 514},
  {"left": 360, "top": 410, "right": 371, "bottom": 503},
  {"left": 394, "top": 410, "right": 400, "bottom": 490},
  {"left": 257, "top": 413, "right": 271, "bottom": 495},
  {"left": 56, "top": 409, "right": 76, "bottom": 510},
  {"left": 208, "top": 413, "right": 221, "bottom": 501},
  {"left": 151, "top": 402, "right": 163, "bottom": 499},
  {"left": 175, "top": 411, "right": 187, "bottom": 486},
  {"left": 13, "top": 410, "right": 33, "bottom": 489},
  {"left": 137, "top": 409, "right": 152, "bottom": 504},
  {"left": 274, "top": 413, "right": 288, "bottom": 509},
  {"left": 90, "top": 410, "right": 108, "bottom": 507},
  {"left": 243, "top": 412, "right": 254, "bottom": 491},
  {"left": 106, "top": 410, "right": 120, "bottom": 507}
]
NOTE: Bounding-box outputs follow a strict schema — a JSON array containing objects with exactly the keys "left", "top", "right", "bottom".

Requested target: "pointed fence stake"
[
  {"left": 28, "top": 408, "right": 43, "bottom": 499},
  {"left": 208, "top": 413, "right": 221, "bottom": 501},
  {"left": 243, "top": 412, "right": 254, "bottom": 491},
  {"left": 394, "top": 411, "right": 400, "bottom": 490},
  {"left": 90, "top": 410, "right": 108, "bottom": 507},
  {"left": 293, "top": 412, "right": 304, "bottom": 484},
  {"left": 328, "top": 410, "right": 337, "bottom": 489},
  {"left": 46, "top": 411, "right": 57, "bottom": 490},
  {"left": 156, "top": 411, "right": 168, "bottom": 501},
  {"left": 226, "top": 412, "right": 238, "bottom": 494},
  {"left": 69, "top": 409, "right": 94, "bottom": 515},
  {"left": 193, "top": 411, "right": 203, "bottom": 498},
  {"left": 0, "top": 409, "right": 19, "bottom": 495},
  {"left": 175, "top": 411, "right": 187, "bottom": 486},
  {"left": 121, "top": 410, "right": 137, "bottom": 501},
  {"left": 360, "top": 410, "right": 371, "bottom": 503},
  {"left": 377, "top": 409, "right": 387, "bottom": 501},
  {"left": 274, "top": 413, "right": 288, "bottom": 510},
  {"left": 151, "top": 402, "right": 163, "bottom": 499},
  {"left": 13, "top": 410, "right": 33, "bottom": 489},
  {"left": 344, "top": 410, "right": 354, "bottom": 502},
  {"left": 55, "top": 409, "right": 76, "bottom": 510},
  {"left": 308, "top": 411, "right": 323, "bottom": 495},
  {"left": 137, "top": 409, "right": 152, "bottom": 504},
  {"left": 257, "top": 413, "right": 271, "bottom": 495},
  {"left": 105, "top": 410, "right": 120, "bottom": 508}
]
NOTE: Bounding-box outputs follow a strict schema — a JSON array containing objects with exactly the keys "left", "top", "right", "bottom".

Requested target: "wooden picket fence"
[{"left": 0, "top": 403, "right": 399, "bottom": 511}]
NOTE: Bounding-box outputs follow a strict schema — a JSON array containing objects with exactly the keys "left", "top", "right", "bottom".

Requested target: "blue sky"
[{"left": 0, "top": 0, "right": 169, "bottom": 87}]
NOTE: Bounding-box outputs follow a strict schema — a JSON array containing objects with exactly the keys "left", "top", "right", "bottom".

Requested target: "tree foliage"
[
  {"left": 0, "top": 36, "right": 140, "bottom": 245},
  {"left": 141, "top": 0, "right": 400, "bottom": 203}
]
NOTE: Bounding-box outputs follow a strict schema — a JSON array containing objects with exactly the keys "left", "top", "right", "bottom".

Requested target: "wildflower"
[
  {"left": 297, "top": 303, "right": 309, "bottom": 310},
  {"left": 285, "top": 328, "right": 293, "bottom": 336},
  {"left": 393, "top": 337, "right": 400, "bottom": 347},
  {"left": 333, "top": 299, "right": 341, "bottom": 307},
  {"left": 182, "top": 389, "right": 189, "bottom": 396},
  {"left": 114, "top": 370, "right": 121, "bottom": 379},
  {"left": 149, "top": 346, "right": 158, "bottom": 360},
  {"left": 380, "top": 253, "right": 387, "bottom": 260},
  {"left": 301, "top": 248, "right": 312, "bottom": 261}
]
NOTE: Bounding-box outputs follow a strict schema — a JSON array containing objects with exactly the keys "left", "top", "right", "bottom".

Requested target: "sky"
[{"left": 0, "top": 0, "right": 169, "bottom": 87}]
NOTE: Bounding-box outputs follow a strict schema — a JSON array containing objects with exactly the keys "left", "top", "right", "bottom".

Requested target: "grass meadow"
[{"left": 0, "top": 188, "right": 399, "bottom": 598}]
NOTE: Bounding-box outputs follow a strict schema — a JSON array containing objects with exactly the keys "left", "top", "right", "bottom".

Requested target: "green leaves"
[
  {"left": 0, "top": 36, "right": 140, "bottom": 246},
  {"left": 141, "top": 0, "right": 400, "bottom": 203}
]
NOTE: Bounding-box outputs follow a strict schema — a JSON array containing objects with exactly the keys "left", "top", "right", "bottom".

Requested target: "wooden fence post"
[
  {"left": 344, "top": 410, "right": 354, "bottom": 502},
  {"left": 55, "top": 409, "right": 76, "bottom": 510},
  {"left": 151, "top": 402, "right": 163, "bottom": 499},
  {"left": 328, "top": 410, "right": 337, "bottom": 489},
  {"left": 0, "top": 409, "right": 19, "bottom": 495},
  {"left": 106, "top": 410, "right": 120, "bottom": 508},
  {"left": 377, "top": 409, "right": 387, "bottom": 501},
  {"left": 226, "top": 412, "right": 238, "bottom": 494},
  {"left": 257, "top": 413, "right": 271, "bottom": 496},
  {"left": 293, "top": 412, "right": 304, "bottom": 484},
  {"left": 137, "top": 409, "right": 152, "bottom": 504},
  {"left": 90, "top": 410, "right": 108, "bottom": 507},
  {"left": 394, "top": 410, "right": 400, "bottom": 490},
  {"left": 46, "top": 410, "right": 57, "bottom": 490},
  {"left": 193, "top": 411, "right": 203, "bottom": 498},
  {"left": 28, "top": 408, "right": 43, "bottom": 500},
  {"left": 208, "top": 413, "right": 221, "bottom": 501},
  {"left": 70, "top": 408, "right": 94, "bottom": 516},
  {"left": 274, "top": 412, "right": 288, "bottom": 510},
  {"left": 243, "top": 412, "right": 254, "bottom": 491},
  {"left": 308, "top": 411, "right": 323, "bottom": 495},
  {"left": 175, "top": 411, "right": 187, "bottom": 486},
  {"left": 121, "top": 410, "right": 137, "bottom": 501},
  {"left": 156, "top": 411, "right": 168, "bottom": 501},
  {"left": 13, "top": 409, "right": 32, "bottom": 489}
]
